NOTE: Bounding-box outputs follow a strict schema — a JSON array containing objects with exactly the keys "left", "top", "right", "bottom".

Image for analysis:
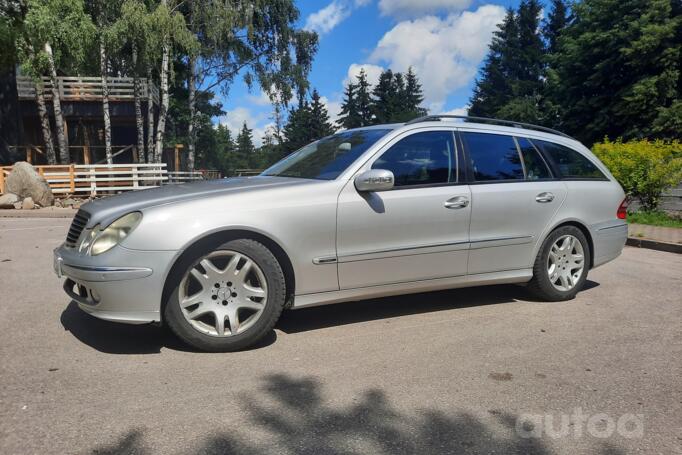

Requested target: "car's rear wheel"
[
  {"left": 528, "top": 226, "right": 590, "bottom": 301},
  {"left": 164, "top": 238, "right": 286, "bottom": 352}
]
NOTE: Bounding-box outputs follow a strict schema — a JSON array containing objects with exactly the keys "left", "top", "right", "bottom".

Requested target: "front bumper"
[{"left": 54, "top": 244, "right": 177, "bottom": 324}]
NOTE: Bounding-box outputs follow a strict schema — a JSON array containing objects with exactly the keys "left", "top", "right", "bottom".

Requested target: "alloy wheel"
[
  {"left": 547, "top": 234, "right": 585, "bottom": 292},
  {"left": 179, "top": 250, "right": 268, "bottom": 337}
]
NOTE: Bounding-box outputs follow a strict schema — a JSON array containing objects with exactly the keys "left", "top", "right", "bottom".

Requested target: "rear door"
[
  {"left": 336, "top": 129, "right": 471, "bottom": 289},
  {"left": 459, "top": 131, "right": 567, "bottom": 274}
]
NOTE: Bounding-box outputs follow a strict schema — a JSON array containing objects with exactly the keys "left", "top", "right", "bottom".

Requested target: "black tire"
[
  {"left": 164, "top": 238, "right": 286, "bottom": 352},
  {"left": 527, "top": 225, "right": 591, "bottom": 301}
]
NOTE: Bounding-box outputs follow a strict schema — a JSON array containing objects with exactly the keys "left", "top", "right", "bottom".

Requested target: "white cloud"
[
  {"left": 218, "top": 107, "right": 271, "bottom": 147},
  {"left": 344, "top": 63, "right": 384, "bottom": 87},
  {"left": 304, "top": 0, "right": 371, "bottom": 35},
  {"left": 441, "top": 106, "right": 469, "bottom": 116},
  {"left": 246, "top": 90, "right": 272, "bottom": 106},
  {"left": 368, "top": 4, "right": 505, "bottom": 112},
  {"left": 378, "top": 0, "right": 472, "bottom": 19},
  {"left": 304, "top": 1, "right": 350, "bottom": 35}
]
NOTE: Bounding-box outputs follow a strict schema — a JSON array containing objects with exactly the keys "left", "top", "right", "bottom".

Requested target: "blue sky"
[{"left": 216, "top": 0, "right": 541, "bottom": 144}]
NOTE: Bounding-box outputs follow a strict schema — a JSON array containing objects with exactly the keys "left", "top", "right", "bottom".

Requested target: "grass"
[{"left": 627, "top": 210, "right": 682, "bottom": 228}]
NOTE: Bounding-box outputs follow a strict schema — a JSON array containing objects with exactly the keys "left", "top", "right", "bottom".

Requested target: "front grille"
[{"left": 65, "top": 210, "right": 90, "bottom": 247}]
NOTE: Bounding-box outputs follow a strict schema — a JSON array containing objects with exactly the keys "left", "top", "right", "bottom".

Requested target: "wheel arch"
[{"left": 160, "top": 228, "right": 296, "bottom": 321}]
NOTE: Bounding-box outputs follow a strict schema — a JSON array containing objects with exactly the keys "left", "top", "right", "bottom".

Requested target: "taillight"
[{"left": 617, "top": 198, "right": 628, "bottom": 220}]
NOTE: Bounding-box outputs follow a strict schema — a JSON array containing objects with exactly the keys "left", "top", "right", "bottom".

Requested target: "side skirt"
[{"left": 292, "top": 269, "right": 533, "bottom": 309}]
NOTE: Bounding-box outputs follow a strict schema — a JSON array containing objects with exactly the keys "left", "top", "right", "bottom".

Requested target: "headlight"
[{"left": 78, "top": 212, "right": 142, "bottom": 256}]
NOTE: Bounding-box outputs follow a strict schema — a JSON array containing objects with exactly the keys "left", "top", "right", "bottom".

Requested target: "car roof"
[{"left": 346, "top": 116, "right": 582, "bottom": 148}]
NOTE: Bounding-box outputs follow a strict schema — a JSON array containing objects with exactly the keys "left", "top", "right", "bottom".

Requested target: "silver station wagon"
[{"left": 54, "top": 115, "right": 628, "bottom": 351}]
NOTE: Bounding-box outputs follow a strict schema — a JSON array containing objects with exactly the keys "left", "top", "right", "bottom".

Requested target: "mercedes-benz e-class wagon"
[{"left": 54, "top": 116, "right": 628, "bottom": 351}]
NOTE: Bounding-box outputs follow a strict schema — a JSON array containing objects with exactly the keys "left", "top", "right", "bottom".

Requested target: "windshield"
[{"left": 262, "top": 129, "right": 391, "bottom": 180}]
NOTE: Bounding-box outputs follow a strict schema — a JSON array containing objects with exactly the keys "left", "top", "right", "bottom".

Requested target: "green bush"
[{"left": 592, "top": 138, "right": 682, "bottom": 211}]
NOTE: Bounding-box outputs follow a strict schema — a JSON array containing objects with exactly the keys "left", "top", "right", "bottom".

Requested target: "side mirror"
[{"left": 354, "top": 169, "right": 394, "bottom": 192}]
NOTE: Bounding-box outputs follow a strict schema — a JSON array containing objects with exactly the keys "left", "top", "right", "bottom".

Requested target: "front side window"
[
  {"left": 533, "top": 139, "right": 606, "bottom": 179},
  {"left": 462, "top": 132, "right": 523, "bottom": 181},
  {"left": 262, "top": 129, "right": 391, "bottom": 180},
  {"left": 372, "top": 131, "right": 456, "bottom": 187},
  {"left": 517, "top": 137, "right": 552, "bottom": 180}
]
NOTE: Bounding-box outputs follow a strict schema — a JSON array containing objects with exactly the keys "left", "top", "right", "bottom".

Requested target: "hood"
[{"left": 81, "top": 176, "right": 311, "bottom": 227}]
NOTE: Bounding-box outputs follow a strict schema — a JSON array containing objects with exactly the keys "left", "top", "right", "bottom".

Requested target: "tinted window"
[
  {"left": 463, "top": 132, "right": 523, "bottom": 181},
  {"left": 372, "top": 131, "right": 455, "bottom": 187},
  {"left": 263, "top": 129, "right": 390, "bottom": 180},
  {"left": 517, "top": 137, "right": 552, "bottom": 180},
  {"left": 534, "top": 139, "right": 605, "bottom": 179}
]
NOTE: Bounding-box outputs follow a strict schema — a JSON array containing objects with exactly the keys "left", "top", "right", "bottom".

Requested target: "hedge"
[{"left": 592, "top": 138, "right": 682, "bottom": 211}]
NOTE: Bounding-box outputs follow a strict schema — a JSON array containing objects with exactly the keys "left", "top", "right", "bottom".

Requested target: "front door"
[
  {"left": 336, "top": 130, "right": 471, "bottom": 289},
  {"left": 459, "top": 131, "right": 567, "bottom": 274}
]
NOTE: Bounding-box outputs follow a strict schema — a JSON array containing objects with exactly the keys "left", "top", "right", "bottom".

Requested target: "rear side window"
[
  {"left": 517, "top": 137, "right": 552, "bottom": 180},
  {"left": 533, "top": 139, "right": 606, "bottom": 179},
  {"left": 462, "top": 132, "right": 523, "bottom": 181},
  {"left": 372, "top": 131, "right": 456, "bottom": 187}
]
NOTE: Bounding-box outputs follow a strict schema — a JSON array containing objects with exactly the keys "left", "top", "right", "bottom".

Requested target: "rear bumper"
[
  {"left": 54, "top": 244, "right": 177, "bottom": 324},
  {"left": 593, "top": 223, "right": 628, "bottom": 268}
]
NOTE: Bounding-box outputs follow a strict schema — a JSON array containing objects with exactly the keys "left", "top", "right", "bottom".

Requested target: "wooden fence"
[
  {"left": 16, "top": 76, "right": 159, "bottom": 105},
  {"left": 0, "top": 164, "right": 216, "bottom": 197}
]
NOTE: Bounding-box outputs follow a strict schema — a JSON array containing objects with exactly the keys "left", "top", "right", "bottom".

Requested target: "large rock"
[
  {"left": 0, "top": 192, "right": 19, "bottom": 209},
  {"left": 5, "top": 161, "right": 54, "bottom": 207}
]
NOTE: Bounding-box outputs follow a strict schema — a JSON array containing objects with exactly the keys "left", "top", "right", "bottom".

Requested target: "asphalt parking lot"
[{"left": 0, "top": 217, "right": 680, "bottom": 455}]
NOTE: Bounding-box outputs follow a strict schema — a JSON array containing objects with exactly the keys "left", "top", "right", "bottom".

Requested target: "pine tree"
[
  {"left": 283, "top": 102, "right": 313, "bottom": 153},
  {"left": 355, "top": 69, "right": 374, "bottom": 126},
  {"left": 236, "top": 122, "right": 255, "bottom": 168},
  {"left": 514, "top": 0, "right": 544, "bottom": 95},
  {"left": 402, "top": 67, "right": 427, "bottom": 121},
  {"left": 469, "top": 8, "right": 518, "bottom": 117},
  {"left": 309, "top": 89, "right": 335, "bottom": 138},
  {"left": 337, "top": 82, "right": 362, "bottom": 129},
  {"left": 543, "top": 0, "right": 569, "bottom": 54},
  {"left": 541, "top": 0, "right": 571, "bottom": 129},
  {"left": 554, "top": 0, "right": 681, "bottom": 143},
  {"left": 372, "top": 69, "right": 398, "bottom": 124}
]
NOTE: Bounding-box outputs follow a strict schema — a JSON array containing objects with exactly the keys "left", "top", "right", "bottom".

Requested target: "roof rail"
[{"left": 405, "top": 115, "right": 575, "bottom": 140}]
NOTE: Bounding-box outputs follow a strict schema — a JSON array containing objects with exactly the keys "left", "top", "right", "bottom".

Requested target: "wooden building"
[{"left": 0, "top": 70, "right": 158, "bottom": 166}]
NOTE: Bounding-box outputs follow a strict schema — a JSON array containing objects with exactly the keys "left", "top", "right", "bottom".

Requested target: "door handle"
[
  {"left": 444, "top": 196, "right": 469, "bottom": 209},
  {"left": 536, "top": 192, "right": 555, "bottom": 203}
]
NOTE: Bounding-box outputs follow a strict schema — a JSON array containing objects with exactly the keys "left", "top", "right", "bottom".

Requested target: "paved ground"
[{"left": 0, "top": 217, "right": 680, "bottom": 455}]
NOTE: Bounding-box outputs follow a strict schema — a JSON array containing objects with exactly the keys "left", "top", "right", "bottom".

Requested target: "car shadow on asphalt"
[
  {"left": 59, "top": 301, "right": 277, "bottom": 355},
  {"left": 87, "top": 372, "right": 624, "bottom": 455},
  {"left": 60, "top": 281, "right": 599, "bottom": 355},
  {"left": 276, "top": 281, "right": 600, "bottom": 334}
]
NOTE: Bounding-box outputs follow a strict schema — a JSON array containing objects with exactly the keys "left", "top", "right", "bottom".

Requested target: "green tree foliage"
[
  {"left": 403, "top": 67, "right": 427, "bottom": 120},
  {"left": 555, "top": 0, "right": 681, "bottom": 144},
  {"left": 469, "top": 1, "right": 545, "bottom": 123},
  {"left": 593, "top": 138, "right": 682, "bottom": 210},
  {"left": 543, "top": 0, "right": 570, "bottom": 54},
  {"left": 338, "top": 67, "right": 427, "bottom": 127},
  {"left": 282, "top": 88, "right": 335, "bottom": 154},
  {"left": 371, "top": 69, "right": 398, "bottom": 123},
  {"left": 309, "top": 89, "right": 334, "bottom": 139},
  {"left": 355, "top": 69, "right": 374, "bottom": 125},
  {"left": 471, "top": 0, "right": 681, "bottom": 144},
  {"left": 469, "top": 8, "right": 517, "bottom": 118},
  {"left": 0, "top": 0, "right": 24, "bottom": 69},
  {"left": 236, "top": 122, "right": 255, "bottom": 166},
  {"left": 17, "top": 0, "right": 95, "bottom": 77},
  {"left": 337, "top": 82, "right": 361, "bottom": 129}
]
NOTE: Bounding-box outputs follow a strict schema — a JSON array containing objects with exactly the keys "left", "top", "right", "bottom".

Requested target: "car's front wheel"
[
  {"left": 164, "top": 238, "right": 286, "bottom": 352},
  {"left": 528, "top": 226, "right": 591, "bottom": 301}
]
